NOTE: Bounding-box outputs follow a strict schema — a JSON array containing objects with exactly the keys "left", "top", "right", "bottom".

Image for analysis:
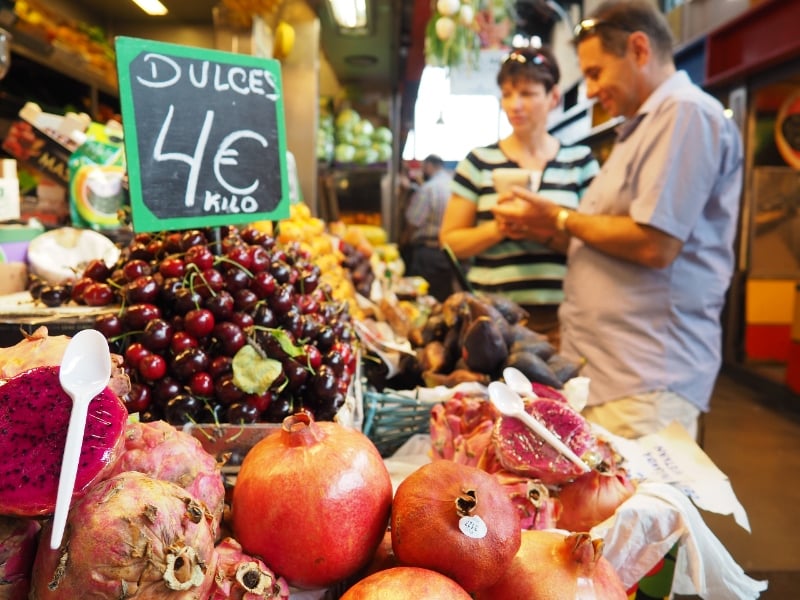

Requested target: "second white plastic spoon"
[{"left": 503, "top": 366, "right": 537, "bottom": 399}]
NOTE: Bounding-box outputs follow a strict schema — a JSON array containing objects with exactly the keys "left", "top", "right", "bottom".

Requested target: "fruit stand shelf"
[
  {"left": 0, "top": 292, "right": 116, "bottom": 346},
  {"left": 11, "top": 39, "right": 117, "bottom": 98}
]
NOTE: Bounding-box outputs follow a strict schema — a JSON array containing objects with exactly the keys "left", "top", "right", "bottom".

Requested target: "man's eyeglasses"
[
  {"left": 573, "top": 18, "right": 635, "bottom": 42},
  {"left": 504, "top": 50, "right": 548, "bottom": 66}
]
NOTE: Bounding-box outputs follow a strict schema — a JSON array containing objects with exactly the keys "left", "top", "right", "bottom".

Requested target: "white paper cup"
[{"left": 492, "top": 168, "right": 532, "bottom": 194}]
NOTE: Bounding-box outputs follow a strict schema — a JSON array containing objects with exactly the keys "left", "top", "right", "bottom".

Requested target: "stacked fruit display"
[
  {"left": 0, "top": 334, "right": 631, "bottom": 600},
  {"left": 57, "top": 224, "right": 358, "bottom": 426},
  {"left": 333, "top": 108, "right": 393, "bottom": 167},
  {"left": 271, "top": 203, "right": 368, "bottom": 310},
  {"left": 0, "top": 358, "right": 291, "bottom": 599},
  {"left": 364, "top": 291, "right": 584, "bottom": 392},
  {"left": 14, "top": 0, "right": 117, "bottom": 86},
  {"left": 318, "top": 97, "right": 336, "bottom": 164}
]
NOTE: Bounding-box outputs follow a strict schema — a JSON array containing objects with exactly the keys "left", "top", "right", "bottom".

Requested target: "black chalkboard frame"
[{"left": 116, "top": 36, "right": 290, "bottom": 233}]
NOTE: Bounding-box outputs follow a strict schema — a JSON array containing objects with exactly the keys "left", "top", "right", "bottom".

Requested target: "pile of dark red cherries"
[{"left": 32, "top": 225, "right": 357, "bottom": 426}]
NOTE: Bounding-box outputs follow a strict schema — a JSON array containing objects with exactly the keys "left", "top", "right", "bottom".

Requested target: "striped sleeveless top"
[{"left": 451, "top": 142, "right": 598, "bottom": 306}]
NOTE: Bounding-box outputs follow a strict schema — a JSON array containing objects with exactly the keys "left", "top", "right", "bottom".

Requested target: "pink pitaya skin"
[
  {"left": 430, "top": 392, "right": 499, "bottom": 463},
  {"left": 429, "top": 403, "right": 456, "bottom": 460},
  {"left": 0, "top": 515, "right": 40, "bottom": 599},
  {"left": 107, "top": 420, "right": 225, "bottom": 535},
  {"left": 0, "top": 365, "right": 127, "bottom": 517},
  {"left": 210, "top": 537, "right": 290, "bottom": 600},
  {"left": 493, "top": 397, "right": 600, "bottom": 486},
  {"left": 492, "top": 473, "right": 562, "bottom": 530},
  {"left": 530, "top": 382, "right": 568, "bottom": 402},
  {"left": 451, "top": 419, "right": 495, "bottom": 467},
  {"left": 29, "top": 471, "right": 218, "bottom": 600}
]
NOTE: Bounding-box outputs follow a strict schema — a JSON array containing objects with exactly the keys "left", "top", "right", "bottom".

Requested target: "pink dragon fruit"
[
  {"left": 29, "top": 471, "right": 218, "bottom": 599},
  {"left": 0, "top": 326, "right": 131, "bottom": 398},
  {"left": 530, "top": 382, "right": 568, "bottom": 401},
  {"left": 0, "top": 327, "right": 73, "bottom": 379},
  {"left": 0, "top": 365, "right": 127, "bottom": 517},
  {"left": 492, "top": 396, "right": 611, "bottom": 486},
  {"left": 210, "top": 537, "right": 290, "bottom": 600},
  {"left": 0, "top": 515, "right": 41, "bottom": 599},
  {"left": 430, "top": 391, "right": 499, "bottom": 463},
  {"left": 107, "top": 420, "right": 226, "bottom": 535}
]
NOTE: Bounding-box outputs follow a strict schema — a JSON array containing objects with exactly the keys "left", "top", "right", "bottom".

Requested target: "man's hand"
[
  {"left": 492, "top": 187, "right": 561, "bottom": 243},
  {"left": 495, "top": 186, "right": 683, "bottom": 268}
]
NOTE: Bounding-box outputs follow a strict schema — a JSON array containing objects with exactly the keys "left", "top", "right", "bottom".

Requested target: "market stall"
[
  {"left": 0, "top": 14, "right": 771, "bottom": 600},
  {"left": 0, "top": 196, "right": 770, "bottom": 599},
  {"left": 0, "top": 100, "right": 769, "bottom": 600}
]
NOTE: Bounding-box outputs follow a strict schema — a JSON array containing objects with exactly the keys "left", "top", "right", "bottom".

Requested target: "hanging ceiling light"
[
  {"left": 327, "top": 0, "right": 369, "bottom": 32},
  {"left": 130, "top": 0, "right": 168, "bottom": 16}
]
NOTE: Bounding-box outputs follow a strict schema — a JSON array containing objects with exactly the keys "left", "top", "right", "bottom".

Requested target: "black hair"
[
  {"left": 423, "top": 154, "right": 444, "bottom": 168},
  {"left": 496, "top": 45, "right": 560, "bottom": 92}
]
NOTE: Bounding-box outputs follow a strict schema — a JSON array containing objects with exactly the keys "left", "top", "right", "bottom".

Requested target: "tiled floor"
[{"left": 674, "top": 367, "right": 800, "bottom": 599}]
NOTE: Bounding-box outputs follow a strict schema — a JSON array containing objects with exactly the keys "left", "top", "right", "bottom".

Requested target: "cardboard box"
[
  {"left": 1, "top": 103, "right": 90, "bottom": 188},
  {"left": 2, "top": 119, "right": 72, "bottom": 186},
  {"left": 0, "top": 262, "right": 28, "bottom": 295}
]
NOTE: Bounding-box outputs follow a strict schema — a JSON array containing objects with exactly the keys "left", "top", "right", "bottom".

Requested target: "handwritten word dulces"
[{"left": 136, "top": 53, "right": 280, "bottom": 102}]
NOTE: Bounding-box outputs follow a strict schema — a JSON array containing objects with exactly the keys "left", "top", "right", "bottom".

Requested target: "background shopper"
[{"left": 404, "top": 154, "right": 455, "bottom": 301}]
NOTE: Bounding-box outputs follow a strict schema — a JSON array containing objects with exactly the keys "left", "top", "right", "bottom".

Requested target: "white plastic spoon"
[
  {"left": 488, "top": 381, "right": 591, "bottom": 473},
  {"left": 505, "top": 365, "right": 590, "bottom": 412},
  {"left": 50, "top": 329, "right": 112, "bottom": 550},
  {"left": 503, "top": 366, "right": 537, "bottom": 399}
]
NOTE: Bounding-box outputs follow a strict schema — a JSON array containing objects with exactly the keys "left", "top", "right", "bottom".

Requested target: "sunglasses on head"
[
  {"left": 573, "top": 18, "right": 635, "bottom": 42},
  {"left": 504, "top": 50, "right": 548, "bottom": 66}
]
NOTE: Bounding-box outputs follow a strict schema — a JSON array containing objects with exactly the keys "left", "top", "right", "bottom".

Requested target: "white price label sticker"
[{"left": 458, "top": 515, "right": 487, "bottom": 539}]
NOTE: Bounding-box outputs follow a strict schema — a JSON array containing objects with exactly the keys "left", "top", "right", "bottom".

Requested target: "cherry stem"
[{"left": 214, "top": 255, "right": 254, "bottom": 279}]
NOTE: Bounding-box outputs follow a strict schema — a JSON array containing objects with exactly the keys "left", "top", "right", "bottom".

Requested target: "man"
[
  {"left": 404, "top": 154, "right": 456, "bottom": 301},
  {"left": 491, "top": 0, "right": 743, "bottom": 439}
]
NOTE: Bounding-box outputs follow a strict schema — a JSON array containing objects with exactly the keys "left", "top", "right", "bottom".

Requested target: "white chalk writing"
[{"left": 136, "top": 53, "right": 279, "bottom": 101}]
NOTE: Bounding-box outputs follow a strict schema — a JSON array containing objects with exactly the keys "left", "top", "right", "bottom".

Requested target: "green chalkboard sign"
[{"left": 116, "top": 36, "right": 290, "bottom": 233}]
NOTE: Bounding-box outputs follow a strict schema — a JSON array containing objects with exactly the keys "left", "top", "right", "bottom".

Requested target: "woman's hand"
[
  {"left": 495, "top": 217, "right": 530, "bottom": 240},
  {"left": 492, "top": 187, "right": 560, "bottom": 241}
]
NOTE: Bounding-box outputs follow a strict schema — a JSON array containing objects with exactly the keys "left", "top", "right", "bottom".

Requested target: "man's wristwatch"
[{"left": 555, "top": 208, "right": 571, "bottom": 232}]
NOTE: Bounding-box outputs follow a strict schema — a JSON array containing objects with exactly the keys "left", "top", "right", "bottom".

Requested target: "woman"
[{"left": 439, "top": 46, "right": 598, "bottom": 343}]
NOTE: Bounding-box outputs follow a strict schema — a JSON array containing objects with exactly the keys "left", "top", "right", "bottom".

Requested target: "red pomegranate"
[
  {"left": 474, "top": 529, "right": 628, "bottom": 599},
  {"left": 557, "top": 468, "right": 636, "bottom": 532},
  {"left": 341, "top": 567, "right": 472, "bottom": 599},
  {"left": 361, "top": 529, "right": 399, "bottom": 577},
  {"left": 231, "top": 412, "right": 393, "bottom": 589},
  {"left": 390, "top": 460, "right": 520, "bottom": 592}
]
